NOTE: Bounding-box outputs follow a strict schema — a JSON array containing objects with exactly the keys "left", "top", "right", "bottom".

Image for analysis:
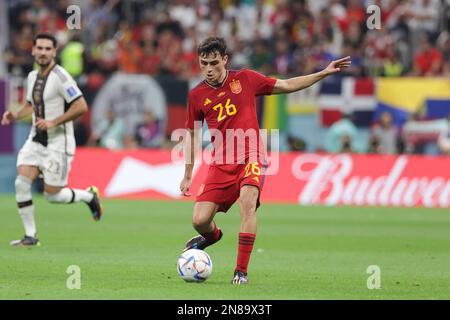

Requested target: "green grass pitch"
[{"left": 0, "top": 195, "right": 449, "bottom": 299}]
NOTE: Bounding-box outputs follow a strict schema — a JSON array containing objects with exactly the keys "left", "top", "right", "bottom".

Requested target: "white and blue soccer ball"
[{"left": 177, "top": 249, "right": 213, "bottom": 282}]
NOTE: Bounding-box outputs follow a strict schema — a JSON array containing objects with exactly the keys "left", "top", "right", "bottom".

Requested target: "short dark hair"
[
  {"left": 197, "top": 37, "right": 227, "bottom": 57},
  {"left": 33, "top": 33, "right": 58, "bottom": 48}
]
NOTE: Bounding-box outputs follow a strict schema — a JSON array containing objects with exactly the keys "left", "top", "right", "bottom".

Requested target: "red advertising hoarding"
[{"left": 69, "top": 148, "right": 450, "bottom": 208}]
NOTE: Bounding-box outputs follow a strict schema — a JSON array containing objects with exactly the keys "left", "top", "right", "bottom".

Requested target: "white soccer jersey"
[{"left": 25, "top": 64, "right": 83, "bottom": 156}]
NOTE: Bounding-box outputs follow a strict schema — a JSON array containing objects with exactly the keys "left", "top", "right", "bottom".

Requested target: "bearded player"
[
  {"left": 180, "top": 37, "right": 351, "bottom": 284},
  {"left": 1, "top": 33, "right": 103, "bottom": 246}
]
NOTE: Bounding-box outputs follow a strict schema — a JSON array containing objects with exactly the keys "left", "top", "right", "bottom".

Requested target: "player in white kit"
[{"left": 1, "top": 33, "right": 103, "bottom": 246}]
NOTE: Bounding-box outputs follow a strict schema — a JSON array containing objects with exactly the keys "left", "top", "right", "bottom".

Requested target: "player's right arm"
[
  {"left": 2, "top": 71, "right": 35, "bottom": 126},
  {"left": 1, "top": 102, "right": 33, "bottom": 126},
  {"left": 180, "top": 128, "right": 195, "bottom": 197},
  {"left": 180, "top": 91, "right": 203, "bottom": 197}
]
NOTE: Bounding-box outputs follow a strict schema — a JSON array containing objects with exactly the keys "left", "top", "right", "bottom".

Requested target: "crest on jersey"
[{"left": 229, "top": 79, "right": 242, "bottom": 94}]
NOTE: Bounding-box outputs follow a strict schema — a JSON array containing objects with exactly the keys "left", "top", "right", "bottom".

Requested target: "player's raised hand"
[
  {"left": 35, "top": 118, "right": 57, "bottom": 131},
  {"left": 1, "top": 111, "right": 16, "bottom": 126},
  {"left": 324, "top": 56, "right": 352, "bottom": 75},
  {"left": 180, "top": 176, "right": 192, "bottom": 197}
]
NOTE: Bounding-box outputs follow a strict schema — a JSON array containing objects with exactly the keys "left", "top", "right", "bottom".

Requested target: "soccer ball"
[{"left": 177, "top": 249, "right": 213, "bottom": 282}]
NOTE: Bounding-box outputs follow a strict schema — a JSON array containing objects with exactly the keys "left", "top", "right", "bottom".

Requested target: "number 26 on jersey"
[{"left": 213, "top": 98, "right": 237, "bottom": 122}]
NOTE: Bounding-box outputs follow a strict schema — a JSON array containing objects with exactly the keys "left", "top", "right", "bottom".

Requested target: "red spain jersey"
[{"left": 185, "top": 69, "right": 276, "bottom": 166}]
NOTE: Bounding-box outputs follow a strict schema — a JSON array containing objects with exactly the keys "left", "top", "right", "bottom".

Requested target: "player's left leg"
[
  {"left": 43, "top": 184, "right": 103, "bottom": 221},
  {"left": 185, "top": 169, "right": 239, "bottom": 252},
  {"left": 10, "top": 165, "right": 41, "bottom": 246},
  {"left": 183, "top": 201, "right": 222, "bottom": 251},
  {"left": 43, "top": 150, "right": 103, "bottom": 220},
  {"left": 232, "top": 184, "right": 259, "bottom": 285}
]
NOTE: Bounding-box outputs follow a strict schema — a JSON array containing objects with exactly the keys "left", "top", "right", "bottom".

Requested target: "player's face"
[
  {"left": 199, "top": 52, "right": 228, "bottom": 86},
  {"left": 32, "top": 39, "right": 57, "bottom": 67}
]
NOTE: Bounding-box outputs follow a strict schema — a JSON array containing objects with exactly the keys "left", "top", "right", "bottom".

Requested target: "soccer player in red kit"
[{"left": 180, "top": 37, "right": 351, "bottom": 284}]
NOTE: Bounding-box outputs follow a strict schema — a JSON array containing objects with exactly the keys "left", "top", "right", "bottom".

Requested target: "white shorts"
[{"left": 17, "top": 140, "right": 74, "bottom": 187}]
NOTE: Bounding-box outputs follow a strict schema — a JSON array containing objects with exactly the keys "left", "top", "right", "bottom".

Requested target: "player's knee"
[
  {"left": 192, "top": 211, "right": 211, "bottom": 230},
  {"left": 15, "top": 176, "right": 32, "bottom": 203},
  {"left": 192, "top": 216, "right": 207, "bottom": 230}
]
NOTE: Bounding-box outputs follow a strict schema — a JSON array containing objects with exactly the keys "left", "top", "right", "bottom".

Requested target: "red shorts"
[{"left": 196, "top": 162, "right": 266, "bottom": 213}]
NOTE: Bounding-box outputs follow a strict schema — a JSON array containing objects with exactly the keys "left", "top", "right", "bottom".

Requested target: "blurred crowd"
[
  {"left": 7, "top": 0, "right": 450, "bottom": 79},
  {"left": 322, "top": 111, "right": 450, "bottom": 155},
  {"left": 4, "top": 0, "right": 450, "bottom": 155}
]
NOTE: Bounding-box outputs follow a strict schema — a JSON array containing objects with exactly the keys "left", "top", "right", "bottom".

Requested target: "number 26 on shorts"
[{"left": 244, "top": 162, "right": 261, "bottom": 178}]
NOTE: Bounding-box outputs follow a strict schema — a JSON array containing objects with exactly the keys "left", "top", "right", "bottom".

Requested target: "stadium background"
[
  {"left": 1, "top": 0, "right": 449, "bottom": 205},
  {"left": 0, "top": 0, "right": 450, "bottom": 300}
]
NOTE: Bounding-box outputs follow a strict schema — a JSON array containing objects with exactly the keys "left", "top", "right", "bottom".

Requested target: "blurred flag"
[
  {"left": 261, "top": 93, "right": 287, "bottom": 131},
  {"left": 375, "top": 78, "right": 450, "bottom": 126},
  {"left": 286, "top": 83, "right": 320, "bottom": 115},
  {"left": 318, "top": 77, "right": 376, "bottom": 127},
  {"left": 425, "top": 99, "right": 450, "bottom": 119}
]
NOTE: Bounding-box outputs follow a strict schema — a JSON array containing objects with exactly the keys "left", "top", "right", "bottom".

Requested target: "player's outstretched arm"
[
  {"left": 272, "top": 56, "right": 352, "bottom": 94},
  {"left": 35, "top": 97, "right": 88, "bottom": 131},
  {"left": 1, "top": 102, "right": 33, "bottom": 126}
]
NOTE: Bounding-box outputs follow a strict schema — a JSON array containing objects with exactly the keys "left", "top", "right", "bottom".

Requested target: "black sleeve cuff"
[{"left": 66, "top": 95, "right": 83, "bottom": 107}]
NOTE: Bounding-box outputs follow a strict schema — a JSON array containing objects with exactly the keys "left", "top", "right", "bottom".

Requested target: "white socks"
[
  {"left": 18, "top": 205, "right": 36, "bottom": 238},
  {"left": 15, "top": 176, "right": 36, "bottom": 238},
  {"left": 44, "top": 188, "right": 94, "bottom": 204},
  {"left": 15, "top": 174, "right": 95, "bottom": 238},
  {"left": 72, "top": 188, "right": 95, "bottom": 203}
]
